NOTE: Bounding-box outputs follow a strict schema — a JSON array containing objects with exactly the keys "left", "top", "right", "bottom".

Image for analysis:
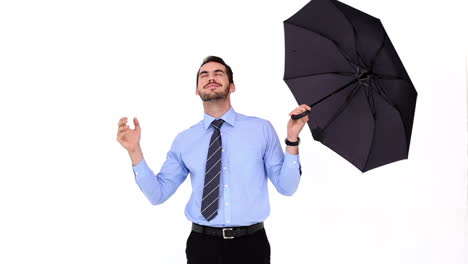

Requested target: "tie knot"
[{"left": 211, "top": 119, "right": 224, "bottom": 130}]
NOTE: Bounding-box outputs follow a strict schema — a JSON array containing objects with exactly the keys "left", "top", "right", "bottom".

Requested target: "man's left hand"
[{"left": 287, "top": 104, "right": 311, "bottom": 141}]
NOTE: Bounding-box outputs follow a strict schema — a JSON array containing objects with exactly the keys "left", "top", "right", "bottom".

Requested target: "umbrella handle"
[{"left": 291, "top": 110, "right": 310, "bottom": 120}]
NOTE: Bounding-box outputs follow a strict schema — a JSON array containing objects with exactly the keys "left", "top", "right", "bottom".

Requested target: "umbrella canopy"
[{"left": 284, "top": 0, "right": 417, "bottom": 172}]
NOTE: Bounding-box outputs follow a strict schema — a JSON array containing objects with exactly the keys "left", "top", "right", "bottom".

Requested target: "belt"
[{"left": 191, "top": 222, "right": 264, "bottom": 239}]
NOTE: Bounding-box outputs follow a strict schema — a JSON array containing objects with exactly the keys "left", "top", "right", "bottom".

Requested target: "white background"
[{"left": 0, "top": 0, "right": 467, "bottom": 263}]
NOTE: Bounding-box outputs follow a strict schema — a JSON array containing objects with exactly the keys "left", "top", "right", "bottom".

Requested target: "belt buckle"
[{"left": 222, "top": 228, "right": 234, "bottom": 239}]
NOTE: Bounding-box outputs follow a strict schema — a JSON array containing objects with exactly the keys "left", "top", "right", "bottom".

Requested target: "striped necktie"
[{"left": 201, "top": 119, "right": 224, "bottom": 221}]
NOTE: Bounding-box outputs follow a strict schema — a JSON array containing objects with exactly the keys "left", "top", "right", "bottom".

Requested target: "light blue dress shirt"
[{"left": 133, "top": 107, "right": 302, "bottom": 227}]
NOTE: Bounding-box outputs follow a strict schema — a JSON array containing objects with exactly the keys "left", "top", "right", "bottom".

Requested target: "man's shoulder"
[
  {"left": 172, "top": 120, "right": 204, "bottom": 141},
  {"left": 235, "top": 111, "right": 272, "bottom": 127}
]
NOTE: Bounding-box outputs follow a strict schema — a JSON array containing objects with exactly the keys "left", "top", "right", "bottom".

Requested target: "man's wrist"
[
  {"left": 129, "top": 148, "right": 144, "bottom": 166},
  {"left": 287, "top": 133, "right": 299, "bottom": 141},
  {"left": 285, "top": 137, "right": 300, "bottom": 146}
]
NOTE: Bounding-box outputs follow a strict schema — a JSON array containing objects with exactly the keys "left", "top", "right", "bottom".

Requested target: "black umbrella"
[{"left": 284, "top": 0, "right": 417, "bottom": 172}]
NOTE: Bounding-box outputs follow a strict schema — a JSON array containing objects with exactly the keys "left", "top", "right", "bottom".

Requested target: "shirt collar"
[{"left": 203, "top": 107, "right": 236, "bottom": 130}]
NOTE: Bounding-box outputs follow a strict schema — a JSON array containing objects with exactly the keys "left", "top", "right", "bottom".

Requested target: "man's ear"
[
  {"left": 230, "top": 83, "right": 236, "bottom": 93},
  {"left": 196, "top": 87, "right": 199, "bottom": 95}
]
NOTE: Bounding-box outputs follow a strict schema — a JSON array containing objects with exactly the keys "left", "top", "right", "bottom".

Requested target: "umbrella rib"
[
  {"left": 369, "top": 30, "right": 387, "bottom": 71},
  {"left": 284, "top": 21, "right": 359, "bottom": 68},
  {"left": 329, "top": 0, "right": 370, "bottom": 70},
  {"left": 284, "top": 71, "right": 355, "bottom": 81},
  {"left": 309, "top": 79, "right": 358, "bottom": 108},
  {"left": 361, "top": 82, "right": 376, "bottom": 118},
  {"left": 371, "top": 79, "right": 408, "bottom": 136},
  {"left": 362, "top": 112, "right": 377, "bottom": 172},
  {"left": 328, "top": 0, "right": 393, "bottom": 77},
  {"left": 371, "top": 78, "right": 410, "bottom": 150},
  {"left": 374, "top": 73, "right": 410, "bottom": 82},
  {"left": 369, "top": 83, "right": 376, "bottom": 117},
  {"left": 314, "top": 81, "right": 361, "bottom": 138},
  {"left": 370, "top": 78, "right": 394, "bottom": 106},
  {"left": 362, "top": 78, "right": 409, "bottom": 171},
  {"left": 361, "top": 80, "right": 379, "bottom": 171},
  {"left": 371, "top": 78, "right": 409, "bottom": 148},
  {"left": 353, "top": 31, "right": 368, "bottom": 69}
]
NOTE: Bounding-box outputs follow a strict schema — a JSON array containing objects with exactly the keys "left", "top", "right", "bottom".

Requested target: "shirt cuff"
[
  {"left": 132, "top": 159, "right": 148, "bottom": 177},
  {"left": 284, "top": 151, "right": 301, "bottom": 169}
]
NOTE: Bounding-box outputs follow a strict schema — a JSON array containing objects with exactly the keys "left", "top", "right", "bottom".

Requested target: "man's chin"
[
  {"left": 201, "top": 96, "right": 226, "bottom": 102},
  {"left": 199, "top": 92, "right": 229, "bottom": 102}
]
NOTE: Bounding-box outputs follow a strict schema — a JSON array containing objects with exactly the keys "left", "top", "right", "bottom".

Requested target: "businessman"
[{"left": 117, "top": 56, "right": 310, "bottom": 263}]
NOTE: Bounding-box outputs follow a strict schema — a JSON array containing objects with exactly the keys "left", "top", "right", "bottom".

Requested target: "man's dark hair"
[{"left": 196, "top": 56, "right": 234, "bottom": 86}]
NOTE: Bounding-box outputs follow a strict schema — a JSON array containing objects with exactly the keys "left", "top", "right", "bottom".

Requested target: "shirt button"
[
  {"left": 135, "top": 172, "right": 139, "bottom": 175},
  {"left": 225, "top": 202, "right": 229, "bottom": 206},
  {"left": 224, "top": 184, "right": 228, "bottom": 188},
  {"left": 223, "top": 167, "right": 227, "bottom": 170},
  {"left": 226, "top": 220, "right": 230, "bottom": 223},
  {"left": 293, "top": 161, "right": 297, "bottom": 164},
  {"left": 222, "top": 149, "right": 225, "bottom": 152}
]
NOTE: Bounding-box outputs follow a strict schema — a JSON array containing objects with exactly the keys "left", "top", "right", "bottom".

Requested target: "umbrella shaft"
[{"left": 309, "top": 79, "right": 358, "bottom": 108}]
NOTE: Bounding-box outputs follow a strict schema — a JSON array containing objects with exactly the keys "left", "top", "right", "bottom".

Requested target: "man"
[{"left": 117, "top": 56, "right": 310, "bottom": 264}]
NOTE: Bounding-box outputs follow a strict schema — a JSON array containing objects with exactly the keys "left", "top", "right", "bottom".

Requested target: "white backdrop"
[{"left": 0, "top": 0, "right": 467, "bottom": 263}]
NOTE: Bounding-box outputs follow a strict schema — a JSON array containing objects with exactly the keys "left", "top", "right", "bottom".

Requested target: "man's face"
[{"left": 196, "top": 62, "right": 234, "bottom": 102}]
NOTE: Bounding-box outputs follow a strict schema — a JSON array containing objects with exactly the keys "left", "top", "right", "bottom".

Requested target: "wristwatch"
[{"left": 285, "top": 137, "right": 300, "bottom": 146}]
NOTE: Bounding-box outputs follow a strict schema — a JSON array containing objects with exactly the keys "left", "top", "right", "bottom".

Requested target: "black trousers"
[{"left": 186, "top": 228, "right": 271, "bottom": 264}]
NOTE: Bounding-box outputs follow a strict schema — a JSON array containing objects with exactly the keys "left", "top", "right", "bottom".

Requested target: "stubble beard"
[{"left": 199, "top": 84, "right": 230, "bottom": 102}]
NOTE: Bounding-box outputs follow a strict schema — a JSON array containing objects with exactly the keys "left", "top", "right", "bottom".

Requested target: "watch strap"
[{"left": 285, "top": 137, "right": 300, "bottom": 146}]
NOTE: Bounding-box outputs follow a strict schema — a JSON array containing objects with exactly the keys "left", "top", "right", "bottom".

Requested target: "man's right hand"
[{"left": 117, "top": 117, "right": 143, "bottom": 165}]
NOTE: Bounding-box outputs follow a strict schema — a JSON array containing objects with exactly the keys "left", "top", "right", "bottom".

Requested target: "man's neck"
[{"left": 202, "top": 100, "right": 232, "bottom": 119}]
